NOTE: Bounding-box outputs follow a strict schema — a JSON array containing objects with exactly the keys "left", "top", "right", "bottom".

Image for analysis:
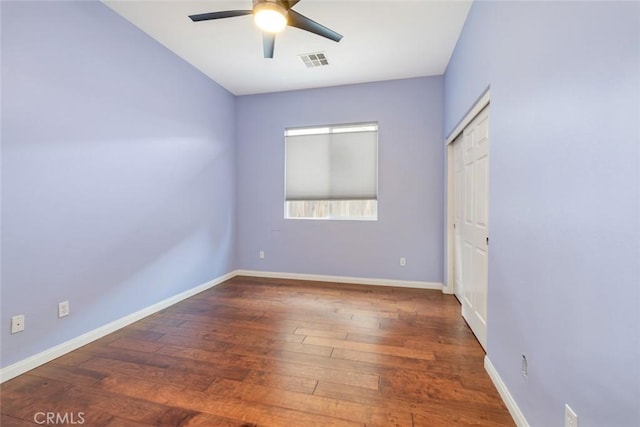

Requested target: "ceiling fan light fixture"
[{"left": 254, "top": 2, "right": 288, "bottom": 33}]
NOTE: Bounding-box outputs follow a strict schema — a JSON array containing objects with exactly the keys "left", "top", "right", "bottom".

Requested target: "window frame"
[{"left": 283, "top": 122, "right": 379, "bottom": 221}]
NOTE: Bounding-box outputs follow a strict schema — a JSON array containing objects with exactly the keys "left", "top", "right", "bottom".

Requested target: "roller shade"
[{"left": 285, "top": 123, "right": 378, "bottom": 201}]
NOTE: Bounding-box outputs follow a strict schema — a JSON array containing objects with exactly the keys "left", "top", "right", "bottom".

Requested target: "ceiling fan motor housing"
[
  {"left": 253, "top": 0, "right": 289, "bottom": 14},
  {"left": 253, "top": 0, "right": 289, "bottom": 33}
]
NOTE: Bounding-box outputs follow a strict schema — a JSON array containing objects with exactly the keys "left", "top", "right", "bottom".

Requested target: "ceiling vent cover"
[{"left": 299, "top": 52, "right": 329, "bottom": 68}]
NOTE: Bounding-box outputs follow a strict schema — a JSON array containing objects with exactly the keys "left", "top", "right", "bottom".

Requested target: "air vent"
[{"left": 299, "top": 52, "right": 329, "bottom": 68}]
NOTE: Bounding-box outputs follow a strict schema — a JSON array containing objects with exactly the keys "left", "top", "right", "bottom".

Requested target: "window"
[{"left": 284, "top": 122, "right": 378, "bottom": 220}]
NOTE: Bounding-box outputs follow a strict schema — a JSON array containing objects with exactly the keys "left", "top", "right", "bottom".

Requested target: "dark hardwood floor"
[{"left": 1, "top": 276, "right": 514, "bottom": 426}]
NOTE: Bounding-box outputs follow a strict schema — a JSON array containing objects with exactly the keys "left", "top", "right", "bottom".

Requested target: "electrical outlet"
[
  {"left": 58, "top": 301, "right": 70, "bottom": 318},
  {"left": 259, "top": 250, "right": 265, "bottom": 259},
  {"left": 11, "top": 315, "right": 25, "bottom": 334},
  {"left": 400, "top": 257, "right": 406, "bottom": 266},
  {"left": 565, "top": 404, "right": 578, "bottom": 427}
]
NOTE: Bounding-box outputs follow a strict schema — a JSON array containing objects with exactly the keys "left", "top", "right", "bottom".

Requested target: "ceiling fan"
[{"left": 189, "top": 0, "right": 343, "bottom": 59}]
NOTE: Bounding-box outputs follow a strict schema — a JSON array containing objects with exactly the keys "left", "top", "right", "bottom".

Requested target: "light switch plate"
[{"left": 58, "top": 301, "right": 70, "bottom": 318}]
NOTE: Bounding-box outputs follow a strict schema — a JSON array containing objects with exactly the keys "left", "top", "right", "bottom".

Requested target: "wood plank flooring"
[{"left": 1, "top": 276, "right": 514, "bottom": 426}]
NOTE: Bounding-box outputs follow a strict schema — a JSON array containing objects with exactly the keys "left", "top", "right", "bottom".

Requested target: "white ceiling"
[{"left": 103, "top": 0, "right": 472, "bottom": 95}]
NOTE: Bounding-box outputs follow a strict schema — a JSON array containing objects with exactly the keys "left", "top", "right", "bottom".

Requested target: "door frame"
[{"left": 443, "top": 89, "right": 491, "bottom": 295}]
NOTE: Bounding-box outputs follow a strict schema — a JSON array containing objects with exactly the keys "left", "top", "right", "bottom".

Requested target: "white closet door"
[{"left": 459, "top": 106, "right": 490, "bottom": 350}]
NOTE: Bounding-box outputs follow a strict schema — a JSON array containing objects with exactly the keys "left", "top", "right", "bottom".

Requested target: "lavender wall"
[
  {"left": 235, "top": 77, "right": 444, "bottom": 283},
  {"left": 1, "top": 1, "right": 236, "bottom": 368},
  {"left": 445, "top": 1, "right": 640, "bottom": 425}
]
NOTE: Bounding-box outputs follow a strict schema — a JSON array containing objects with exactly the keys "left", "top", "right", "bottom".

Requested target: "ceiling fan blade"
[
  {"left": 283, "top": 0, "right": 302, "bottom": 9},
  {"left": 189, "top": 10, "right": 252, "bottom": 22},
  {"left": 287, "top": 10, "right": 343, "bottom": 42},
  {"left": 263, "top": 32, "right": 275, "bottom": 58}
]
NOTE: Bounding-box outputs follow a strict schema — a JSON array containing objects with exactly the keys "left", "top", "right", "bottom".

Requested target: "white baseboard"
[
  {"left": 1, "top": 269, "right": 441, "bottom": 383},
  {"left": 484, "top": 355, "right": 529, "bottom": 427},
  {"left": 0, "top": 271, "right": 235, "bottom": 383},
  {"left": 235, "top": 269, "right": 442, "bottom": 290},
  {"left": 441, "top": 280, "right": 455, "bottom": 295}
]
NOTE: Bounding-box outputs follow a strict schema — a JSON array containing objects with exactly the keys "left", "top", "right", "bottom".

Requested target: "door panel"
[
  {"left": 462, "top": 242, "right": 474, "bottom": 308},
  {"left": 464, "top": 163, "right": 474, "bottom": 225},
  {"left": 455, "top": 105, "right": 490, "bottom": 350},
  {"left": 475, "top": 156, "right": 489, "bottom": 228},
  {"left": 473, "top": 246, "right": 488, "bottom": 327}
]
